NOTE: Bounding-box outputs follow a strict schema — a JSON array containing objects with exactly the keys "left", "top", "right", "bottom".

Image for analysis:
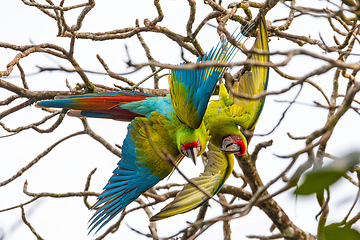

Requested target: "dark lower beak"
[{"left": 186, "top": 148, "right": 198, "bottom": 165}]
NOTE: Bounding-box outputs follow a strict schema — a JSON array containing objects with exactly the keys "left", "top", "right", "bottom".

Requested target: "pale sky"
[{"left": 0, "top": 1, "right": 359, "bottom": 240}]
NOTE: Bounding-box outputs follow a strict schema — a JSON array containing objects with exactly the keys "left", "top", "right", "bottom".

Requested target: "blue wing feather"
[
  {"left": 169, "top": 23, "right": 254, "bottom": 128},
  {"left": 88, "top": 113, "right": 181, "bottom": 234},
  {"left": 88, "top": 122, "right": 161, "bottom": 234}
]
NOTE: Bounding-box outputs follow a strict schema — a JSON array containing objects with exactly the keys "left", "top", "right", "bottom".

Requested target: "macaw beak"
[
  {"left": 220, "top": 139, "right": 241, "bottom": 154},
  {"left": 186, "top": 148, "right": 198, "bottom": 165}
]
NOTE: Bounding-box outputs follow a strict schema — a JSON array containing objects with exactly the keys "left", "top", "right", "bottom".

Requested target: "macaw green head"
[
  {"left": 220, "top": 134, "right": 247, "bottom": 156},
  {"left": 176, "top": 125, "right": 208, "bottom": 165}
]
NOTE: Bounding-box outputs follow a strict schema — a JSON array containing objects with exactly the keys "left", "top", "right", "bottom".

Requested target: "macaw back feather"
[
  {"left": 150, "top": 143, "right": 234, "bottom": 221},
  {"left": 230, "top": 13, "right": 269, "bottom": 130},
  {"left": 169, "top": 23, "right": 254, "bottom": 129}
]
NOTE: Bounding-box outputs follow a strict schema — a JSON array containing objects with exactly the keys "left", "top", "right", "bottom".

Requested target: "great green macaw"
[
  {"left": 150, "top": 13, "right": 269, "bottom": 221},
  {"left": 36, "top": 23, "right": 254, "bottom": 233}
]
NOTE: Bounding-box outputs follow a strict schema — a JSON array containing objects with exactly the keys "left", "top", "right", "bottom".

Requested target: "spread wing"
[
  {"left": 230, "top": 13, "right": 269, "bottom": 130},
  {"left": 169, "top": 24, "right": 254, "bottom": 129},
  {"left": 150, "top": 143, "right": 234, "bottom": 221},
  {"left": 89, "top": 112, "right": 183, "bottom": 233}
]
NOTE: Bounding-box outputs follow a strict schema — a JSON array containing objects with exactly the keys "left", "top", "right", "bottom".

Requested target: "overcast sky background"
[{"left": 0, "top": 0, "right": 359, "bottom": 239}]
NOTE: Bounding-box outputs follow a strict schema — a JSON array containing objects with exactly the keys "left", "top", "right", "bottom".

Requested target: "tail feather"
[
  {"left": 230, "top": 12, "right": 269, "bottom": 130},
  {"left": 36, "top": 91, "right": 175, "bottom": 121},
  {"left": 37, "top": 92, "right": 152, "bottom": 110},
  {"left": 36, "top": 91, "right": 154, "bottom": 121},
  {"left": 67, "top": 109, "right": 143, "bottom": 121}
]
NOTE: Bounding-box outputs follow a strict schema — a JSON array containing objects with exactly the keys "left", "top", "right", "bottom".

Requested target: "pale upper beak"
[
  {"left": 220, "top": 139, "right": 241, "bottom": 154},
  {"left": 186, "top": 148, "right": 198, "bottom": 165}
]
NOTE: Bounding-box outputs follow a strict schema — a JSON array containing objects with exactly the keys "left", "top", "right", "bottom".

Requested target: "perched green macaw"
[
  {"left": 150, "top": 12, "right": 269, "bottom": 221},
  {"left": 36, "top": 23, "right": 254, "bottom": 233}
]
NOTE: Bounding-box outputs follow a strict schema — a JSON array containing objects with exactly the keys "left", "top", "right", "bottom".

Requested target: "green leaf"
[
  {"left": 294, "top": 152, "right": 360, "bottom": 195},
  {"left": 294, "top": 170, "right": 343, "bottom": 195},
  {"left": 324, "top": 225, "right": 360, "bottom": 240}
]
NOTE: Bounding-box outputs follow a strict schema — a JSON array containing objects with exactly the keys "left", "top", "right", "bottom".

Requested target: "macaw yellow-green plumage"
[
  {"left": 151, "top": 12, "right": 269, "bottom": 221},
  {"left": 206, "top": 11, "right": 269, "bottom": 155},
  {"left": 228, "top": 11, "right": 270, "bottom": 131},
  {"left": 151, "top": 143, "right": 233, "bottom": 221}
]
